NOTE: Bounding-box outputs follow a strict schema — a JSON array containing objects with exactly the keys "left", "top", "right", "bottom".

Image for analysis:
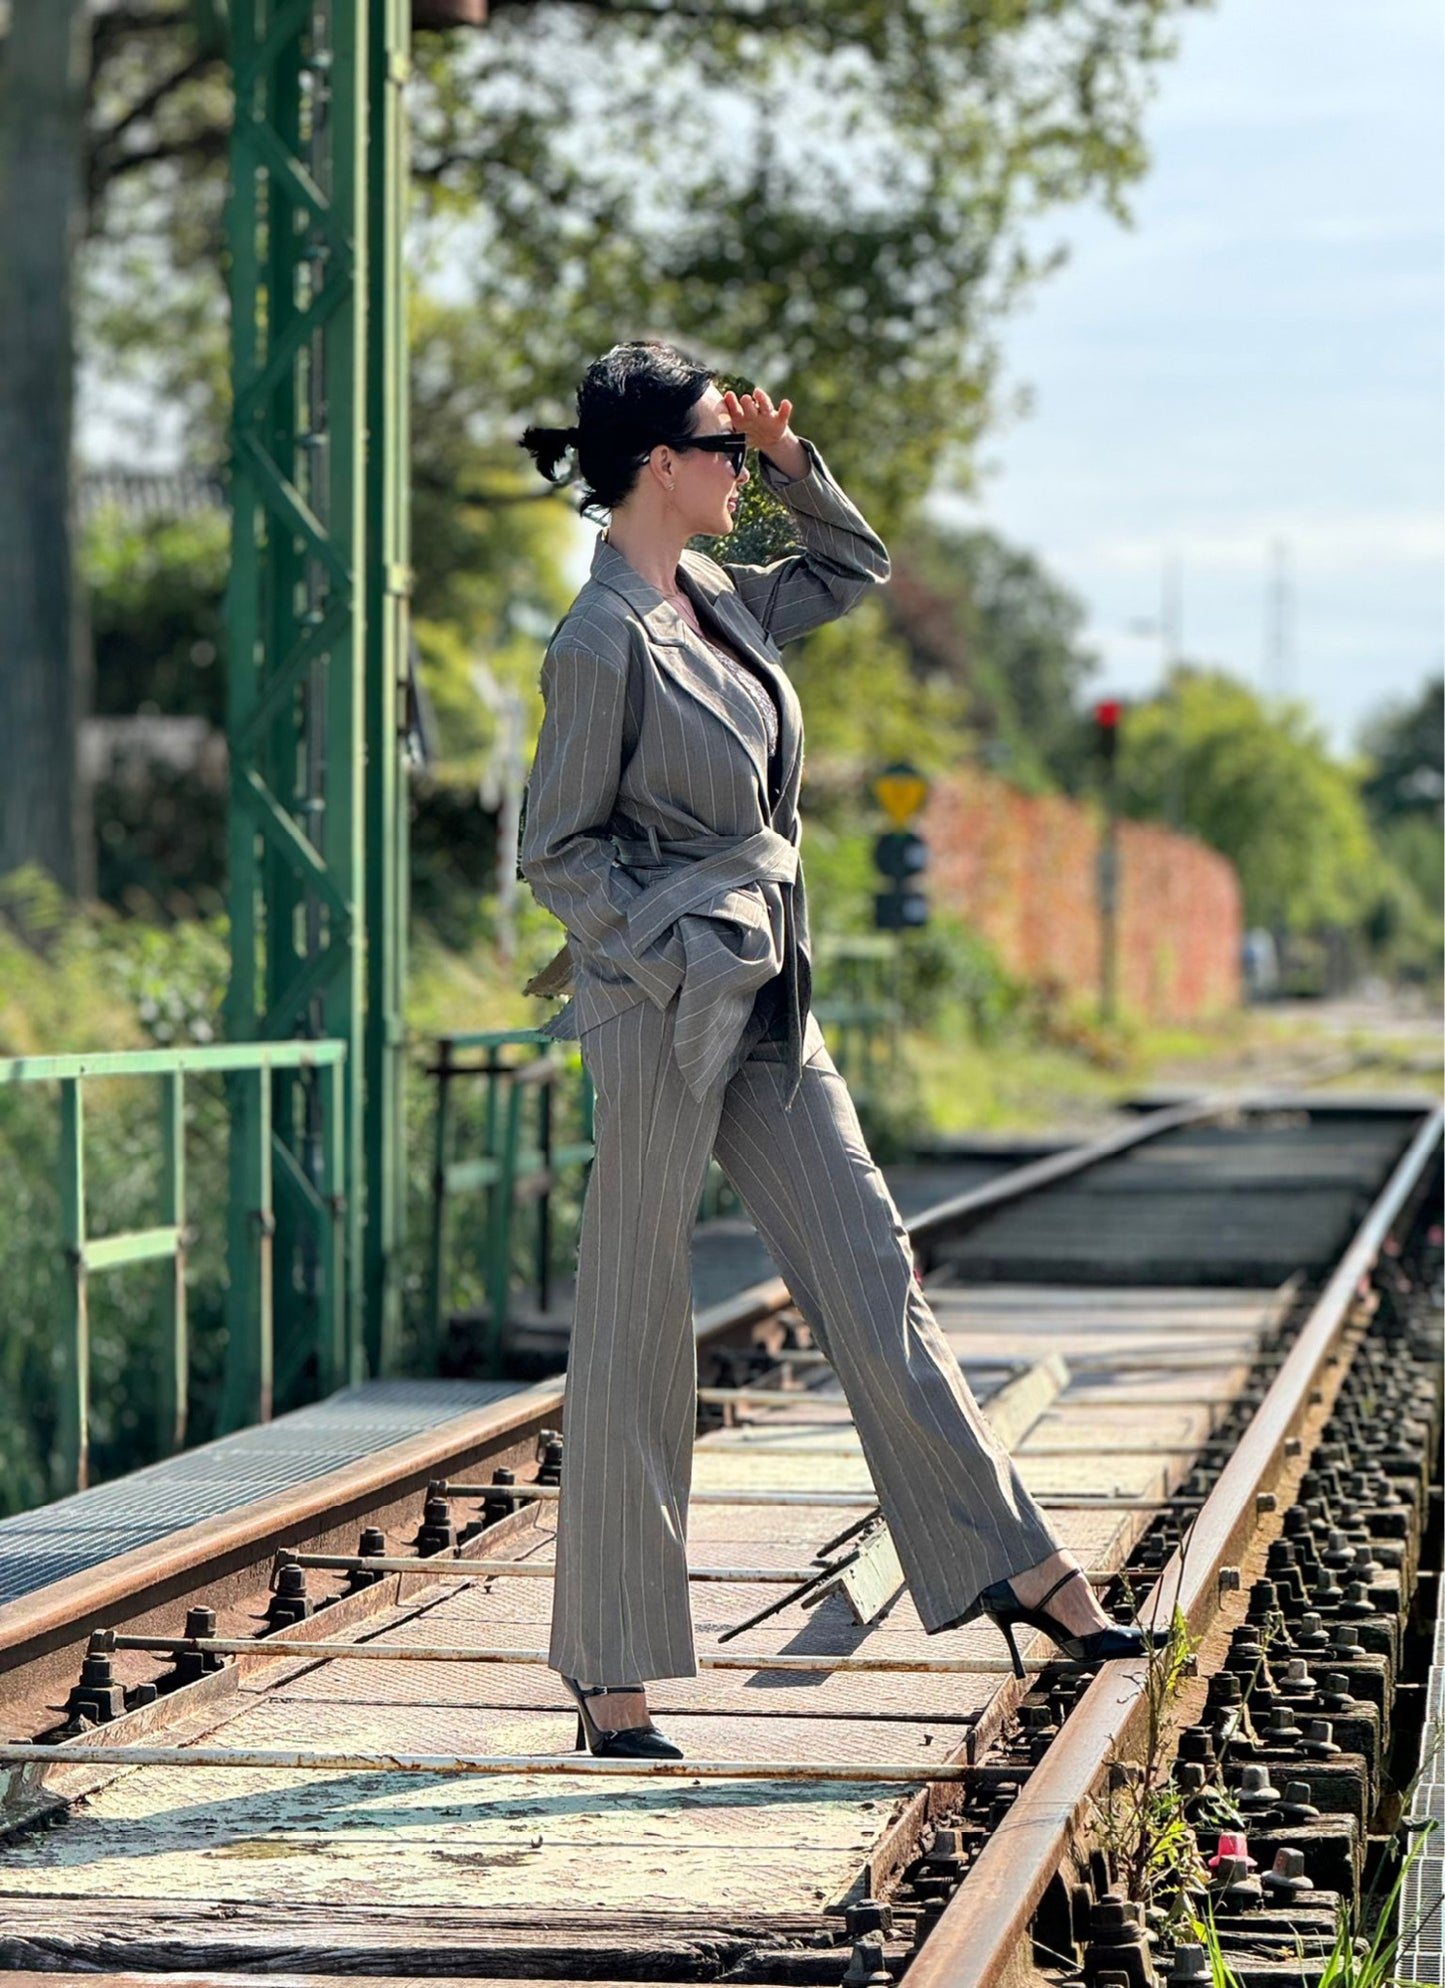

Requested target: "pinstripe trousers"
[{"left": 546, "top": 992, "right": 1062, "bottom": 1686}]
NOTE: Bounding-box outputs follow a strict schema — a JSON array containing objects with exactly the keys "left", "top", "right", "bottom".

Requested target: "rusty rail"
[
  {"left": 0, "top": 1739, "right": 974, "bottom": 1786},
  {"left": 904, "top": 1103, "right": 1443, "bottom": 1988}
]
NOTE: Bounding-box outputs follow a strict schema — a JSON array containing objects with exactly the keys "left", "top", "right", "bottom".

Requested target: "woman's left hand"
[{"left": 721, "top": 388, "right": 806, "bottom": 476}]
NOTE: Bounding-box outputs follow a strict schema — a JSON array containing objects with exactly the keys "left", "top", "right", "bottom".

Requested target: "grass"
[
  {"left": 1189, "top": 1821, "right": 1441, "bottom": 1988},
  {"left": 904, "top": 997, "right": 1444, "bottom": 1141}
]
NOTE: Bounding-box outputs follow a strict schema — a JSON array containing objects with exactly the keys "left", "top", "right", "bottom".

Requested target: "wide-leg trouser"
[{"left": 546, "top": 996, "right": 1061, "bottom": 1685}]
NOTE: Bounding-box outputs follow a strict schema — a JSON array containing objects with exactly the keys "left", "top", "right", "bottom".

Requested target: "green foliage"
[
  {"left": 893, "top": 914, "right": 1027, "bottom": 1043},
  {"left": 884, "top": 519, "right": 1100, "bottom": 791},
  {"left": 80, "top": 504, "right": 230, "bottom": 913},
  {"left": 1357, "top": 678, "right": 1444, "bottom": 984},
  {"left": 1092, "top": 1602, "right": 1207, "bottom": 1931},
  {"left": 409, "top": 296, "right": 578, "bottom": 666},
  {"left": 1189, "top": 1819, "right": 1440, "bottom": 1988},
  {"left": 0, "top": 875, "right": 233, "bottom": 1511},
  {"left": 85, "top": 504, "right": 229, "bottom": 722},
  {"left": 1360, "top": 676, "right": 1444, "bottom": 831},
  {"left": 72, "top": 0, "right": 1207, "bottom": 530},
  {"left": 787, "top": 595, "right": 975, "bottom": 785},
  {"left": 407, "top": 0, "right": 1208, "bottom": 527},
  {"left": 0, "top": 878, "right": 582, "bottom": 1514},
  {"left": 1118, "top": 668, "right": 1378, "bottom": 932}
]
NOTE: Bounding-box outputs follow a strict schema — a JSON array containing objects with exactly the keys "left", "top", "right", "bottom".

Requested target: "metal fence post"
[
  {"left": 363, "top": 0, "right": 412, "bottom": 1378},
  {"left": 57, "top": 1079, "right": 89, "bottom": 1492},
  {"left": 426, "top": 1037, "right": 454, "bottom": 1368},
  {"left": 222, "top": 1065, "right": 274, "bottom": 1428},
  {"left": 536, "top": 1050, "right": 552, "bottom": 1313},
  {"left": 484, "top": 1069, "right": 526, "bottom": 1376},
  {"left": 318, "top": 1054, "right": 351, "bottom": 1392},
  {"left": 158, "top": 1071, "right": 188, "bottom": 1455}
]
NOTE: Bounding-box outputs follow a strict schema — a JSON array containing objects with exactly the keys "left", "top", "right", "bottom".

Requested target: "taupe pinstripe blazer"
[{"left": 519, "top": 440, "right": 889, "bottom": 1106}]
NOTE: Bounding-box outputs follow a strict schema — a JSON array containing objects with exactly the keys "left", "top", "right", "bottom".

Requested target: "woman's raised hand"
[{"left": 721, "top": 386, "right": 792, "bottom": 449}]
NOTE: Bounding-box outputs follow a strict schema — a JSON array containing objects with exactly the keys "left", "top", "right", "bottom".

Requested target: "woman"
[{"left": 518, "top": 341, "right": 1149, "bottom": 1759}]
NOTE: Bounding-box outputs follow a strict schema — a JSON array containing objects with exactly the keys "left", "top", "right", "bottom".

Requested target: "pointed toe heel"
[
  {"left": 977, "top": 1568, "right": 1161, "bottom": 1674},
  {"left": 561, "top": 1676, "right": 685, "bottom": 1760}
]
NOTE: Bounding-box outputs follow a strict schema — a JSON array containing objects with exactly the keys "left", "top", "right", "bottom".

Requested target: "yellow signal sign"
[{"left": 872, "top": 763, "right": 929, "bottom": 826}]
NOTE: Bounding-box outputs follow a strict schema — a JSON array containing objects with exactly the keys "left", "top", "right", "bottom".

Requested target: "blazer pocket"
[{"left": 705, "top": 882, "right": 777, "bottom": 960}]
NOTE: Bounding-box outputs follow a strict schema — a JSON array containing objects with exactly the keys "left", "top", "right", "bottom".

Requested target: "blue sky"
[{"left": 935, "top": 0, "right": 1443, "bottom": 751}]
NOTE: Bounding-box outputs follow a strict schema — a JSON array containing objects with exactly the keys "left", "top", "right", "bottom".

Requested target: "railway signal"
[
  {"left": 1094, "top": 700, "right": 1123, "bottom": 1020},
  {"left": 871, "top": 762, "right": 929, "bottom": 930}
]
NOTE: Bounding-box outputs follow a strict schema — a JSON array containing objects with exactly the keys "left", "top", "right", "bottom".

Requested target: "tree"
[
  {"left": 1357, "top": 676, "right": 1443, "bottom": 979},
  {"left": 1117, "top": 668, "right": 1377, "bottom": 933},
  {"left": 0, "top": 0, "right": 1209, "bottom": 889},
  {"left": 882, "top": 519, "right": 1100, "bottom": 789},
  {"left": 0, "top": 0, "right": 92, "bottom": 893},
  {"left": 68, "top": 0, "right": 1208, "bottom": 514},
  {"left": 0, "top": 0, "right": 229, "bottom": 893},
  {"left": 1360, "top": 676, "right": 1444, "bottom": 831}
]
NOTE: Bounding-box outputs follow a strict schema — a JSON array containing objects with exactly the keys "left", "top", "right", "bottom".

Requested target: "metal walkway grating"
[
  {"left": 1400, "top": 1594, "right": 1445, "bottom": 1986},
  {"left": 0, "top": 1380, "right": 524, "bottom": 1610}
]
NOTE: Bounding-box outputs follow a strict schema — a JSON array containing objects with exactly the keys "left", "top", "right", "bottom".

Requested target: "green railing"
[
  {"left": 0, "top": 1040, "right": 349, "bottom": 1491},
  {"left": 426, "top": 1031, "right": 595, "bottom": 1375},
  {"left": 813, "top": 935, "right": 902, "bottom": 1108}
]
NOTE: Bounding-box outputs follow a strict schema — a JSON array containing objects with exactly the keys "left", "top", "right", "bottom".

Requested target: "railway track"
[{"left": 0, "top": 1092, "right": 1439, "bottom": 1985}]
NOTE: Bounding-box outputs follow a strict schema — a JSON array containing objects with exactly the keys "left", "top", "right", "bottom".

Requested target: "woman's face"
[{"left": 662, "top": 384, "right": 750, "bottom": 536}]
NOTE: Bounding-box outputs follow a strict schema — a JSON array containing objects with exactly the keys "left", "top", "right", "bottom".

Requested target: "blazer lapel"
[
  {"left": 591, "top": 537, "right": 772, "bottom": 795},
  {"left": 677, "top": 554, "right": 804, "bottom": 808},
  {"left": 647, "top": 603, "right": 772, "bottom": 778}
]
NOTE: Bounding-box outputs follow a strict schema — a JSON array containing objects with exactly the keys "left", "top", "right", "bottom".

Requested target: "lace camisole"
[{"left": 668, "top": 592, "right": 780, "bottom": 761}]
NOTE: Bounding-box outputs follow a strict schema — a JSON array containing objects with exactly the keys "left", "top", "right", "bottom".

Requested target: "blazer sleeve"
[
  {"left": 518, "top": 630, "right": 682, "bottom": 1009},
  {"left": 721, "top": 437, "right": 890, "bottom": 646}
]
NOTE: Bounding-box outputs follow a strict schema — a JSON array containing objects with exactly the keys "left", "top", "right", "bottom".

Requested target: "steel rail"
[
  {"left": 93, "top": 1633, "right": 1046, "bottom": 1676},
  {"left": 0, "top": 1096, "right": 1419, "bottom": 1709},
  {"left": 283, "top": 1551, "right": 1119, "bottom": 1584},
  {"left": 0, "top": 1376, "right": 567, "bottom": 1673},
  {"left": 0, "top": 1740, "right": 973, "bottom": 1786},
  {"left": 437, "top": 1482, "right": 1188, "bottom": 1512},
  {"left": 903, "top": 1102, "right": 1443, "bottom": 1988},
  {"left": 286, "top": 1551, "right": 860, "bottom": 1583}
]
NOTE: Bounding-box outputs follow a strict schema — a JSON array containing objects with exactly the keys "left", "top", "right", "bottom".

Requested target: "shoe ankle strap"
[{"left": 1036, "top": 1565, "right": 1086, "bottom": 1612}]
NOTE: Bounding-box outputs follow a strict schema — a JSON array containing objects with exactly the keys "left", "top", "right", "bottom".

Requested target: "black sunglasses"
[{"left": 664, "top": 433, "right": 749, "bottom": 476}]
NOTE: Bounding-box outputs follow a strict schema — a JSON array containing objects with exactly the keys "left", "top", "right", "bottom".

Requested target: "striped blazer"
[{"left": 518, "top": 440, "right": 889, "bottom": 1106}]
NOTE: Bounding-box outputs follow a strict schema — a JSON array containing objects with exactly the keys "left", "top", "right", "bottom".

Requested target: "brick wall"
[{"left": 922, "top": 768, "right": 1243, "bottom": 1019}]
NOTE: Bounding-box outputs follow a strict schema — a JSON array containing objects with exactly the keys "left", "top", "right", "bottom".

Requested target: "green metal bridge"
[{"left": 3, "top": 1, "right": 456, "bottom": 1492}]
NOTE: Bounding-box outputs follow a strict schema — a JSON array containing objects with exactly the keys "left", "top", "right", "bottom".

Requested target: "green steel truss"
[{"left": 224, "top": 0, "right": 410, "bottom": 1417}]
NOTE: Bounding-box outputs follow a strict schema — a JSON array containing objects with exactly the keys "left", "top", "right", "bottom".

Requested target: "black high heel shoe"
[
  {"left": 561, "top": 1677, "right": 684, "bottom": 1759},
  {"left": 978, "top": 1567, "right": 1161, "bottom": 1679}
]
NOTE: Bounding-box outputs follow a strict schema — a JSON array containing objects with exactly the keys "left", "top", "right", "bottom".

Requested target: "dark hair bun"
[
  {"left": 517, "top": 424, "right": 580, "bottom": 484},
  {"left": 518, "top": 341, "right": 712, "bottom": 516}
]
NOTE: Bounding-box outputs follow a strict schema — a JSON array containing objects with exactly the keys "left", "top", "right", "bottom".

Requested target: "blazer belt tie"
[{"left": 611, "top": 827, "right": 800, "bottom": 955}]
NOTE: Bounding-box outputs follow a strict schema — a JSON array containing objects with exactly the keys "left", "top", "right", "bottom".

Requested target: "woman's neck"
[{"left": 603, "top": 501, "right": 690, "bottom": 598}]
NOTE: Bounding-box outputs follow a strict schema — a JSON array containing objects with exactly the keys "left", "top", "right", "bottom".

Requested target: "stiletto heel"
[
  {"left": 560, "top": 1676, "right": 685, "bottom": 1759},
  {"left": 997, "top": 1615, "right": 1025, "bottom": 1681},
  {"left": 977, "top": 1567, "right": 1165, "bottom": 1672}
]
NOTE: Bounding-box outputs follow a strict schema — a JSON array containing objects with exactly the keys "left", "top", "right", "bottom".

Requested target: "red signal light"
[{"left": 1094, "top": 700, "right": 1122, "bottom": 729}]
